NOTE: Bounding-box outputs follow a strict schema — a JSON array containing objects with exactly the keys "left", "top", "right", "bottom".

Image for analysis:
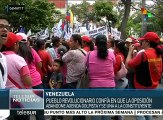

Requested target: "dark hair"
[
  {"left": 45, "top": 42, "right": 52, "bottom": 49},
  {"left": 71, "top": 34, "right": 82, "bottom": 46},
  {"left": 54, "top": 59, "right": 63, "bottom": 67},
  {"left": 61, "top": 41, "right": 70, "bottom": 51},
  {"left": 36, "top": 40, "right": 45, "bottom": 50},
  {"left": 114, "top": 40, "right": 128, "bottom": 59},
  {"left": 149, "top": 42, "right": 163, "bottom": 56},
  {"left": 51, "top": 36, "right": 60, "bottom": 47},
  {"left": 95, "top": 34, "right": 108, "bottom": 59},
  {"left": 18, "top": 42, "right": 34, "bottom": 64},
  {"left": 29, "top": 38, "right": 36, "bottom": 47}
]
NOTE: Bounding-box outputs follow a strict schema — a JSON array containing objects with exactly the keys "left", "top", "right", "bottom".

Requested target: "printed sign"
[
  {"left": 111, "top": 27, "right": 121, "bottom": 40},
  {"left": 86, "top": 26, "right": 108, "bottom": 38}
]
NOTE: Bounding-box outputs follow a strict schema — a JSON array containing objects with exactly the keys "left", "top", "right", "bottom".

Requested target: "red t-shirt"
[
  {"left": 37, "top": 50, "right": 52, "bottom": 78},
  {"left": 83, "top": 46, "right": 90, "bottom": 52},
  {"left": 114, "top": 52, "right": 125, "bottom": 74}
]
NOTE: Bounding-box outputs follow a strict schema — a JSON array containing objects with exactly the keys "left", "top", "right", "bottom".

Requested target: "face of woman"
[
  {"left": 140, "top": 40, "right": 148, "bottom": 49},
  {"left": 69, "top": 37, "right": 77, "bottom": 49},
  {"left": 107, "top": 40, "right": 112, "bottom": 48}
]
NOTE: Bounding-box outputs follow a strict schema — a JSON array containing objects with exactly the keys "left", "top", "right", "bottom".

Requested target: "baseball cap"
[
  {"left": 16, "top": 33, "right": 28, "bottom": 42},
  {"left": 5, "top": 32, "right": 22, "bottom": 48},
  {"left": 82, "top": 36, "right": 91, "bottom": 43},
  {"left": 125, "top": 38, "right": 132, "bottom": 43},
  {"left": 138, "top": 32, "right": 160, "bottom": 43}
]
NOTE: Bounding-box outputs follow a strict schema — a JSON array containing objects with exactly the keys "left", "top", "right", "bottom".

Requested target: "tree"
[
  {"left": 155, "top": 0, "right": 163, "bottom": 32},
  {"left": 70, "top": 0, "right": 117, "bottom": 28},
  {"left": 71, "top": 1, "right": 90, "bottom": 23},
  {"left": 126, "top": 11, "right": 142, "bottom": 37},
  {"left": 119, "top": 0, "right": 132, "bottom": 40},
  {"left": 0, "top": 0, "right": 61, "bottom": 33},
  {"left": 128, "top": 0, "right": 163, "bottom": 35},
  {"left": 93, "top": 1, "right": 117, "bottom": 25}
]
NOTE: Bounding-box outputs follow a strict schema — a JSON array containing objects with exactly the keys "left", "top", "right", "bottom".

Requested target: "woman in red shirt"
[
  {"left": 126, "top": 32, "right": 162, "bottom": 120},
  {"left": 114, "top": 40, "right": 128, "bottom": 89},
  {"left": 82, "top": 35, "right": 94, "bottom": 52},
  {"left": 35, "top": 40, "right": 53, "bottom": 88}
]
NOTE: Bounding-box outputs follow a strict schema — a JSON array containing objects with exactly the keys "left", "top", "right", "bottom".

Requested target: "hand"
[{"left": 129, "top": 44, "right": 135, "bottom": 52}]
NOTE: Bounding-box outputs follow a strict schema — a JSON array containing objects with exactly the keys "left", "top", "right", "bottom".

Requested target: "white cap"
[
  {"left": 125, "top": 38, "right": 132, "bottom": 43},
  {"left": 16, "top": 33, "right": 28, "bottom": 42}
]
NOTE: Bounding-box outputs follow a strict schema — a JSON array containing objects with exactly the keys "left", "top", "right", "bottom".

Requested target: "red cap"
[
  {"left": 17, "top": 35, "right": 23, "bottom": 41},
  {"left": 5, "top": 32, "right": 21, "bottom": 48},
  {"left": 138, "top": 32, "right": 160, "bottom": 43},
  {"left": 82, "top": 36, "right": 91, "bottom": 43}
]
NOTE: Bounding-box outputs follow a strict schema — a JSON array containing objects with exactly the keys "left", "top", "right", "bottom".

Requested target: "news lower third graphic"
[
  {"left": 1, "top": 89, "right": 163, "bottom": 119},
  {"left": 0, "top": 90, "right": 9, "bottom": 119},
  {"left": 44, "top": 89, "right": 163, "bottom": 115},
  {"left": 10, "top": 89, "right": 44, "bottom": 109}
]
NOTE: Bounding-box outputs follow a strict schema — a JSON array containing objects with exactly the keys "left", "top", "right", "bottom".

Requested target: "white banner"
[
  {"left": 37, "top": 28, "right": 49, "bottom": 40},
  {"left": 86, "top": 26, "right": 108, "bottom": 38},
  {"left": 111, "top": 27, "right": 121, "bottom": 40},
  {"left": 52, "top": 25, "right": 62, "bottom": 38},
  {"left": 27, "top": 29, "right": 32, "bottom": 37}
]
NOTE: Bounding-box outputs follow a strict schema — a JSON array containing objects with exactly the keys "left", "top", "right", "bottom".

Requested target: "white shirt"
[{"left": 0, "top": 53, "right": 7, "bottom": 88}]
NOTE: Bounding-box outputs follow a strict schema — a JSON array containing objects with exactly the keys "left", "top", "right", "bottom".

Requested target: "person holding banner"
[{"left": 126, "top": 32, "right": 163, "bottom": 120}]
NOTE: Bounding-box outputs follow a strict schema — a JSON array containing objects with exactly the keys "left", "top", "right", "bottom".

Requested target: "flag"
[
  {"left": 37, "top": 28, "right": 49, "bottom": 40},
  {"left": 69, "top": 10, "right": 74, "bottom": 28},
  {"left": 27, "top": 29, "right": 32, "bottom": 37},
  {"left": 61, "top": 20, "right": 65, "bottom": 30},
  {"left": 66, "top": 12, "right": 70, "bottom": 22},
  {"left": 57, "top": 19, "right": 62, "bottom": 30},
  {"left": 66, "top": 10, "right": 74, "bottom": 28},
  {"left": 18, "top": 26, "right": 25, "bottom": 33}
]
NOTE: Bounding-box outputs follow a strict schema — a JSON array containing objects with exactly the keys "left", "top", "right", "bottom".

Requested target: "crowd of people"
[{"left": 0, "top": 16, "right": 163, "bottom": 120}]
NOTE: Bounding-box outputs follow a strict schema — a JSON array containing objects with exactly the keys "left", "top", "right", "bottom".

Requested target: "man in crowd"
[{"left": 0, "top": 15, "right": 9, "bottom": 88}]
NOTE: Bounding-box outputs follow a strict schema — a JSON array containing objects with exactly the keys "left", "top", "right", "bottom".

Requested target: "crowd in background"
[{"left": 1, "top": 17, "right": 163, "bottom": 120}]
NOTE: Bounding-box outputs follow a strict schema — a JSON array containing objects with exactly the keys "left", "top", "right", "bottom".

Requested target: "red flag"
[
  {"left": 61, "top": 20, "right": 65, "bottom": 30},
  {"left": 66, "top": 12, "right": 70, "bottom": 21}
]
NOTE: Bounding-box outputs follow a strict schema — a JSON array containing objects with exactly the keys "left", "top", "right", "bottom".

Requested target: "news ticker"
[{"left": 1, "top": 89, "right": 163, "bottom": 118}]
